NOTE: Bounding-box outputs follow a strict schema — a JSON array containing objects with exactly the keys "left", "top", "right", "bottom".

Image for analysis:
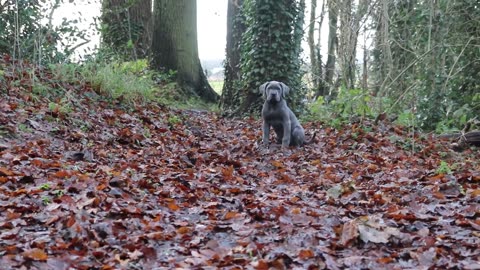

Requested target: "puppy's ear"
[
  {"left": 259, "top": 82, "right": 270, "bottom": 98},
  {"left": 280, "top": 82, "right": 290, "bottom": 98}
]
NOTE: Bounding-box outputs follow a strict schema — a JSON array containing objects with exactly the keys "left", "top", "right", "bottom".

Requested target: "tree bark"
[
  {"left": 361, "top": 24, "right": 368, "bottom": 90},
  {"left": 374, "top": 0, "right": 393, "bottom": 95},
  {"left": 128, "top": 0, "right": 152, "bottom": 59},
  {"left": 308, "top": 0, "right": 326, "bottom": 95},
  {"left": 317, "top": 0, "right": 338, "bottom": 98},
  {"left": 101, "top": 0, "right": 152, "bottom": 60},
  {"left": 338, "top": 0, "right": 354, "bottom": 89},
  {"left": 220, "top": 0, "right": 245, "bottom": 114},
  {"left": 308, "top": 0, "right": 318, "bottom": 91},
  {"left": 151, "top": 0, "right": 218, "bottom": 103},
  {"left": 338, "top": 0, "right": 368, "bottom": 90}
]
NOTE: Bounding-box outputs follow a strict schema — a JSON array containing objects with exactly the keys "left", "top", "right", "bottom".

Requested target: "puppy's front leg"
[
  {"left": 282, "top": 120, "right": 291, "bottom": 147},
  {"left": 262, "top": 121, "right": 270, "bottom": 146}
]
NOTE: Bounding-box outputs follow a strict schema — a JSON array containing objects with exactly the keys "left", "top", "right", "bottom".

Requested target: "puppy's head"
[{"left": 260, "top": 81, "right": 290, "bottom": 103}]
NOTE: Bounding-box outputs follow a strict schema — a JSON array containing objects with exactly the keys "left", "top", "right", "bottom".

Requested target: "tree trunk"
[
  {"left": 308, "top": 0, "right": 327, "bottom": 96},
  {"left": 222, "top": 0, "right": 305, "bottom": 116},
  {"left": 220, "top": 0, "right": 245, "bottom": 115},
  {"left": 101, "top": 0, "right": 152, "bottom": 60},
  {"left": 361, "top": 24, "right": 368, "bottom": 90},
  {"left": 338, "top": 0, "right": 368, "bottom": 90},
  {"left": 308, "top": 0, "right": 318, "bottom": 90},
  {"left": 128, "top": 0, "right": 152, "bottom": 59},
  {"left": 151, "top": 0, "right": 218, "bottom": 103},
  {"left": 375, "top": 0, "right": 393, "bottom": 96},
  {"left": 338, "top": 0, "right": 354, "bottom": 89},
  {"left": 294, "top": 0, "right": 306, "bottom": 58},
  {"left": 317, "top": 0, "right": 338, "bottom": 98}
]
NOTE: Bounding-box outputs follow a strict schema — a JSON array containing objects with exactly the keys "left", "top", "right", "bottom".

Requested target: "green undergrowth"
[
  {"left": 209, "top": 80, "right": 224, "bottom": 95},
  {"left": 44, "top": 59, "right": 216, "bottom": 111},
  {"left": 0, "top": 57, "right": 219, "bottom": 115},
  {"left": 304, "top": 88, "right": 388, "bottom": 129},
  {"left": 304, "top": 87, "right": 475, "bottom": 133}
]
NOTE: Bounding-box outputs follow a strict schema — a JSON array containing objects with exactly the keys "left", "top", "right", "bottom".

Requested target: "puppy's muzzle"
[{"left": 267, "top": 91, "right": 281, "bottom": 103}]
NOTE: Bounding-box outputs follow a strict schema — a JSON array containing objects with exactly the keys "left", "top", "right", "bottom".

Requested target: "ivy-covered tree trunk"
[
  {"left": 220, "top": 0, "right": 245, "bottom": 115},
  {"left": 101, "top": 0, "right": 152, "bottom": 60},
  {"left": 221, "top": 0, "right": 306, "bottom": 116},
  {"left": 151, "top": 0, "right": 218, "bottom": 103}
]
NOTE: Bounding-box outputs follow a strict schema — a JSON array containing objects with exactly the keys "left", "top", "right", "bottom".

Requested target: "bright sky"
[
  {"left": 197, "top": 0, "right": 228, "bottom": 60},
  {"left": 51, "top": 0, "right": 228, "bottom": 61},
  {"left": 50, "top": 0, "right": 364, "bottom": 63}
]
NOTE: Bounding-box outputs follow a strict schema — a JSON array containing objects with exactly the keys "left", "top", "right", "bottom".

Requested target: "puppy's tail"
[{"left": 304, "top": 131, "right": 317, "bottom": 145}]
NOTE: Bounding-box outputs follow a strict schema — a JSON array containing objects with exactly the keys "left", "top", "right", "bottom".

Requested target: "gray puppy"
[{"left": 261, "top": 81, "right": 305, "bottom": 147}]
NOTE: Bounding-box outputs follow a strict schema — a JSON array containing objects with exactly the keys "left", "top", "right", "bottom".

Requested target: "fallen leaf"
[
  {"left": 225, "top": 211, "right": 239, "bottom": 220},
  {"left": 327, "top": 184, "right": 344, "bottom": 199},
  {"left": 358, "top": 219, "right": 400, "bottom": 244},
  {"left": 0, "top": 167, "right": 14, "bottom": 176},
  {"left": 339, "top": 219, "right": 359, "bottom": 246},
  {"left": 128, "top": 249, "right": 143, "bottom": 260},
  {"left": 168, "top": 202, "right": 180, "bottom": 211},
  {"left": 22, "top": 248, "right": 48, "bottom": 261},
  {"left": 298, "top": 249, "right": 315, "bottom": 260},
  {"left": 271, "top": 161, "right": 284, "bottom": 168},
  {"left": 177, "top": 226, "right": 190, "bottom": 234}
]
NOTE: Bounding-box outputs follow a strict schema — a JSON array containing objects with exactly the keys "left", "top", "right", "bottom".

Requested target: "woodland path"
[{"left": 1, "top": 88, "right": 480, "bottom": 269}]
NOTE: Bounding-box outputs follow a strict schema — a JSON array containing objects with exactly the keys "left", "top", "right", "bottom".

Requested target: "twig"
[
  {"left": 64, "top": 39, "right": 91, "bottom": 58},
  {"left": 441, "top": 36, "right": 474, "bottom": 94},
  {"left": 381, "top": 46, "right": 436, "bottom": 92},
  {"left": 386, "top": 82, "right": 418, "bottom": 113}
]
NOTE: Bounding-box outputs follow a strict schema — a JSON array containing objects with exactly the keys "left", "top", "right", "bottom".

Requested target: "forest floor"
[{"left": 1, "top": 58, "right": 480, "bottom": 270}]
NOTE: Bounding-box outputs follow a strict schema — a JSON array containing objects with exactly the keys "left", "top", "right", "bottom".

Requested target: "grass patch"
[
  {"left": 9, "top": 60, "right": 219, "bottom": 111},
  {"left": 76, "top": 61, "right": 158, "bottom": 104},
  {"left": 51, "top": 60, "right": 183, "bottom": 107},
  {"left": 209, "top": 80, "right": 223, "bottom": 95}
]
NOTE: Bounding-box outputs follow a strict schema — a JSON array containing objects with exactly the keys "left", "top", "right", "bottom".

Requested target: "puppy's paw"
[
  {"left": 279, "top": 147, "right": 291, "bottom": 156},
  {"left": 258, "top": 144, "right": 274, "bottom": 156}
]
